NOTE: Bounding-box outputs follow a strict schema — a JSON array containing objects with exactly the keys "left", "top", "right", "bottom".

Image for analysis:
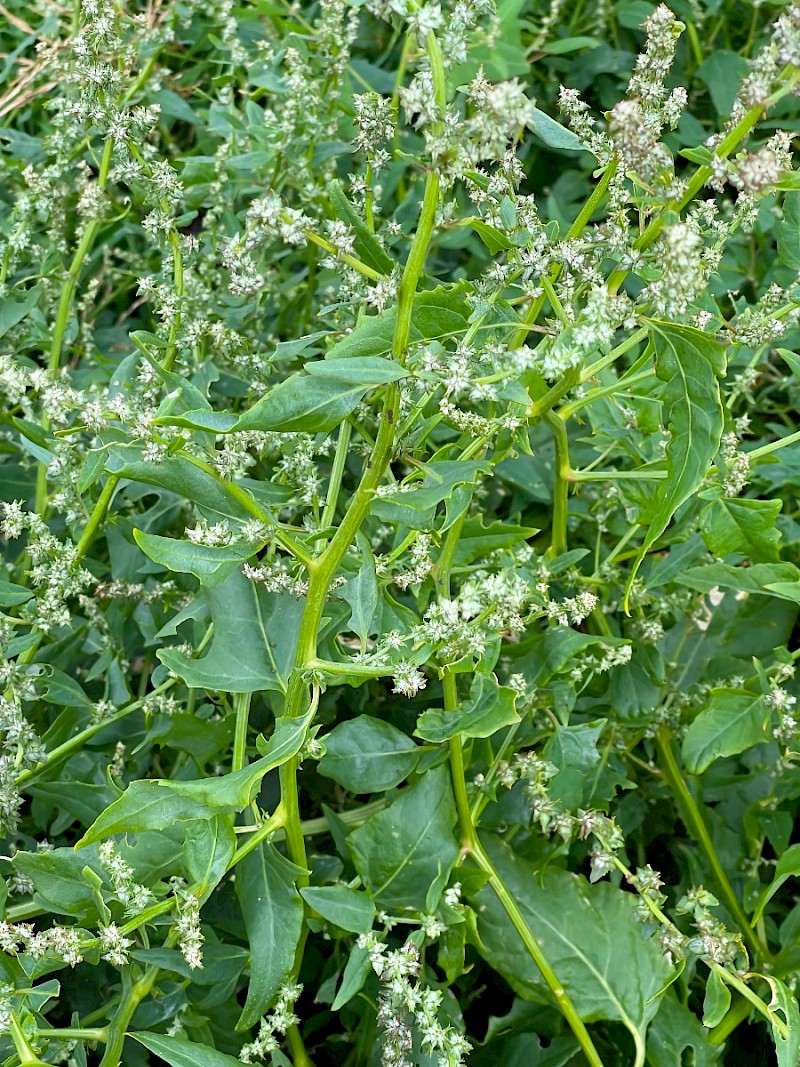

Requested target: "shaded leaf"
[
  {"left": 236, "top": 842, "right": 305, "bottom": 1029},
  {"left": 626, "top": 323, "right": 726, "bottom": 606},
  {"left": 415, "top": 673, "right": 519, "bottom": 742},
  {"left": 318, "top": 715, "right": 421, "bottom": 793},
  {"left": 348, "top": 766, "right": 459, "bottom": 909},
  {"left": 682, "top": 689, "right": 770, "bottom": 773},
  {"left": 473, "top": 836, "right": 674, "bottom": 1054},
  {"left": 300, "top": 885, "right": 375, "bottom": 933}
]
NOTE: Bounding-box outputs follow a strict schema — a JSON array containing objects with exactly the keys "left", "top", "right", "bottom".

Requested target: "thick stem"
[
  {"left": 655, "top": 729, "right": 767, "bottom": 962},
  {"left": 320, "top": 421, "right": 352, "bottom": 532},
  {"left": 544, "top": 412, "right": 570, "bottom": 557},
  {"left": 99, "top": 963, "right": 161, "bottom": 1067},
  {"left": 232, "top": 691, "right": 251, "bottom": 773},
  {"left": 470, "top": 841, "right": 606, "bottom": 1067},
  {"left": 74, "top": 473, "right": 120, "bottom": 557}
]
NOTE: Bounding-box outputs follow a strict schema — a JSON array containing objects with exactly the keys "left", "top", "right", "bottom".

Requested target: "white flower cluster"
[
  {"left": 720, "top": 431, "right": 751, "bottom": 498},
  {"left": 99, "top": 922, "right": 133, "bottom": 967},
  {"left": 545, "top": 590, "right": 598, "bottom": 627},
  {"left": 356, "top": 936, "right": 471, "bottom": 1067},
  {"left": 0, "top": 920, "right": 84, "bottom": 966},
  {"left": 99, "top": 840, "right": 154, "bottom": 914},
  {"left": 175, "top": 891, "right": 204, "bottom": 970},
  {"left": 0, "top": 696, "right": 46, "bottom": 833},
  {"left": 1, "top": 504, "right": 93, "bottom": 632},
  {"left": 239, "top": 982, "right": 302, "bottom": 1062}
]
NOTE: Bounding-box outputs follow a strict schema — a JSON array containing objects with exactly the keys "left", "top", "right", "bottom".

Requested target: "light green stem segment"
[
  {"left": 232, "top": 691, "right": 251, "bottom": 773},
  {"left": 99, "top": 960, "right": 163, "bottom": 1067},
  {"left": 544, "top": 412, "right": 569, "bottom": 557},
  {"left": 276, "top": 28, "right": 446, "bottom": 880},
  {"left": 656, "top": 729, "right": 767, "bottom": 962},
  {"left": 470, "top": 839, "right": 606, "bottom": 1067},
  {"left": 748, "top": 428, "right": 800, "bottom": 460}
]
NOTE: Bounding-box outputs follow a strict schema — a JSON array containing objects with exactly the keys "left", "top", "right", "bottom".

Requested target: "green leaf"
[
  {"left": 158, "top": 569, "right": 302, "bottom": 692},
  {"left": 233, "top": 357, "right": 405, "bottom": 434},
  {"left": 348, "top": 766, "right": 459, "bottom": 909},
  {"left": 527, "top": 108, "right": 587, "bottom": 153},
  {"left": 678, "top": 562, "right": 800, "bottom": 602},
  {"left": 626, "top": 323, "right": 726, "bottom": 608},
  {"left": 702, "top": 968, "right": 731, "bottom": 1028},
  {"left": 299, "top": 885, "right": 375, "bottom": 933},
  {"left": 341, "top": 535, "right": 379, "bottom": 646},
  {"left": 0, "top": 285, "right": 42, "bottom": 339},
  {"left": 0, "top": 580, "right": 32, "bottom": 607},
  {"left": 752, "top": 843, "right": 800, "bottom": 924},
  {"left": 131, "top": 1032, "right": 243, "bottom": 1067},
  {"left": 134, "top": 530, "right": 256, "bottom": 587},
  {"left": 318, "top": 715, "right": 421, "bottom": 793},
  {"left": 414, "top": 673, "right": 519, "bottom": 742},
  {"left": 331, "top": 944, "right": 372, "bottom": 1010},
  {"left": 327, "top": 179, "right": 394, "bottom": 274},
  {"left": 696, "top": 51, "right": 748, "bottom": 117},
  {"left": 681, "top": 688, "right": 770, "bottom": 773},
  {"left": 76, "top": 709, "right": 313, "bottom": 845},
  {"left": 779, "top": 192, "right": 800, "bottom": 271},
  {"left": 235, "top": 842, "right": 305, "bottom": 1029},
  {"left": 371, "top": 461, "right": 490, "bottom": 530},
  {"left": 13, "top": 849, "right": 99, "bottom": 920},
  {"left": 763, "top": 975, "right": 800, "bottom": 1067},
  {"left": 473, "top": 836, "right": 674, "bottom": 1053},
  {"left": 543, "top": 719, "right": 606, "bottom": 808},
  {"left": 107, "top": 452, "right": 250, "bottom": 522},
  {"left": 462, "top": 218, "right": 512, "bottom": 253},
  {"left": 325, "top": 282, "right": 471, "bottom": 360},
  {"left": 647, "top": 993, "right": 721, "bottom": 1067},
  {"left": 184, "top": 815, "right": 236, "bottom": 894},
  {"left": 699, "top": 498, "right": 782, "bottom": 563},
  {"left": 453, "top": 518, "right": 538, "bottom": 565}
]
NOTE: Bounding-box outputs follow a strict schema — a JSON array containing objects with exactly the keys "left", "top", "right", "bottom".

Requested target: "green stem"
[
  {"left": 575, "top": 326, "right": 650, "bottom": 385},
  {"left": 36, "top": 1028, "right": 107, "bottom": 1043},
  {"left": 49, "top": 137, "right": 114, "bottom": 379},
  {"left": 74, "top": 473, "right": 120, "bottom": 557},
  {"left": 229, "top": 805, "right": 287, "bottom": 869},
  {"left": 569, "top": 467, "right": 667, "bottom": 482},
  {"left": 8, "top": 1009, "right": 47, "bottom": 1066},
  {"left": 748, "top": 428, "right": 800, "bottom": 460},
  {"left": 286, "top": 1022, "right": 315, "bottom": 1067},
  {"left": 320, "top": 421, "right": 352, "bottom": 532},
  {"left": 162, "top": 230, "right": 184, "bottom": 372},
  {"left": 560, "top": 368, "right": 654, "bottom": 419},
  {"left": 304, "top": 229, "right": 384, "bottom": 281},
  {"left": 470, "top": 840, "right": 606, "bottom": 1067},
  {"left": 712, "top": 966, "right": 787, "bottom": 1039},
  {"left": 99, "top": 962, "right": 162, "bottom": 1067},
  {"left": 655, "top": 729, "right": 767, "bottom": 962},
  {"left": 708, "top": 994, "right": 752, "bottom": 1044},
  {"left": 232, "top": 691, "right": 251, "bottom": 773},
  {"left": 607, "top": 72, "right": 799, "bottom": 293},
  {"left": 15, "top": 672, "right": 188, "bottom": 789},
  {"left": 544, "top": 412, "right": 569, "bottom": 556},
  {"left": 182, "top": 455, "right": 313, "bottom": 567}
]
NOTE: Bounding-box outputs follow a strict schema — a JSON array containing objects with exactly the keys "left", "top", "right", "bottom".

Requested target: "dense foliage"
[{"left": 2, "top": 0, "right": 800, "bottom": 1064}]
